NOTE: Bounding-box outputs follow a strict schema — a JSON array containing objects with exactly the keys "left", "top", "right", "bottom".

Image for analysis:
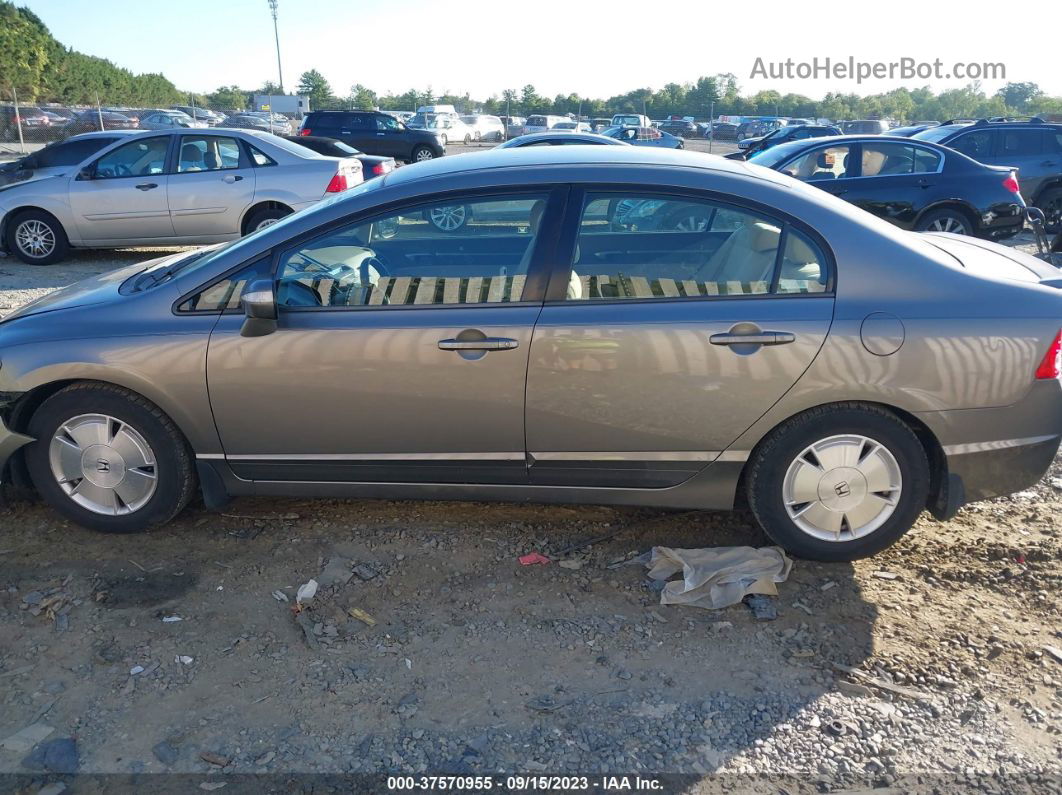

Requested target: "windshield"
[
  {"left": 746, "top": 140, "right": 814, "bottom": 169},
  {"left": 912, "top": 124, "right": 967, "bottom": 143}
]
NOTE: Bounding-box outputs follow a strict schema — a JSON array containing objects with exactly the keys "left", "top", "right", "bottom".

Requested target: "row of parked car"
[{"left": 0, "top": 104, "right": 302, "bottom": 142}]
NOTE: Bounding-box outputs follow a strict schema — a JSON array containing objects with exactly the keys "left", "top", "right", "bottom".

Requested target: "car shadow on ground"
[{"left": 0, "top": 495, "right": 875, "bottom": 785}]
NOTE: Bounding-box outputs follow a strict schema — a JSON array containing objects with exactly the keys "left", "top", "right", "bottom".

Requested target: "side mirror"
[
  {"left": 77, "top": 166, "right": 95, "bottom": 180},
  {"left": 240, "top": 279, "right": 278, "bottom": 337}
]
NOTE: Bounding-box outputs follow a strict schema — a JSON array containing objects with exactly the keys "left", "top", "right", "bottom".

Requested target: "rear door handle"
[
  {"left": 135, "top": 182, "right": 158, "bottom": 191},
  {"left": 439, "top": 337, "right": 519, "bottom": 351},
  {"left": 710, "top": 331, "right": 795, "bottom": 346}
]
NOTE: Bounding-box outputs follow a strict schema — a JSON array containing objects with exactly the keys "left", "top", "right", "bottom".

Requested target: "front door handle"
[
  {"left": 135, "top": 182, "right": 158, "bottom": 191},
  {"left": 223, "top": 174, "right": 243, "bottom": 183},
  {"left": 439, "top": 337, "right": 519, "bottom": 351},
  {"left": 710, "top": 331, "right": 795, "bottom": 346}
]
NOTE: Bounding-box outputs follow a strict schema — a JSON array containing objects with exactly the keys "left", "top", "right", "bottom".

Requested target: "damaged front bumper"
[{"left": 0, "top": 415, "right": 33, "bottom": 483}]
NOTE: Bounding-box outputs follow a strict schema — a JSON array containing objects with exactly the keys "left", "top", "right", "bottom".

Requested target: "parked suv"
[
  {"left": 914, "top": 118, "right": 1062, "bottom": 230},
  {"left": 299, "top": 110, "right": 445, "bottom": 162}
]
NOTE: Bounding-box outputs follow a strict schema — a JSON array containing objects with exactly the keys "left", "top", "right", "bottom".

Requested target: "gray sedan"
[
  {"left": 0, "top": 129, "right": 362, "bottom": 264},
  {"left": 0, "top": 146, "right": 1059, "bottom": 561}
]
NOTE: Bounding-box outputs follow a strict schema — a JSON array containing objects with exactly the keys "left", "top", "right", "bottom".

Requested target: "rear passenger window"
[
  {"left": 564, "top": 194, "right": 828, "bottom": 300},
  {"left": 860, "top": 142, "right": 940, "bottom": 176},
  {"left": 951, "top": 131, "right": 993, "bottom": 159},
  {"left": 1000, "top": 130, "right": 1044, "bottom": 156}
]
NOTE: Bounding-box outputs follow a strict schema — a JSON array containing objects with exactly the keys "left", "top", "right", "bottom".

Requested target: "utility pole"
[
  {"left": 708, "top": 101, "right": 714, "bottom": 153},
  {"left": 267, "top": 0, "right": 284, "bottom": 94}
]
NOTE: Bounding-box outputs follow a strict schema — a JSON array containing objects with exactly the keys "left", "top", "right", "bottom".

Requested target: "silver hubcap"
[
  {"left": 782, "top": 434, "right": 902, "bottom": 542},
  {"left": 927, "top": 216, "right": 967, "bottom": 234},
  {"left": 49, "top": 414, "right": 157, "bottom": 515},
  {"left": 429, "top": 205, "right": 466, "bottom": 231},
  {"left": 255, "top": 217, "right": 280, "bottom": 231},
  {"left": 15, "top": 219, "right": 56, "bottom": 258},
  {"left": 415, "top": 149, "right": 434, "bottom": 161}
]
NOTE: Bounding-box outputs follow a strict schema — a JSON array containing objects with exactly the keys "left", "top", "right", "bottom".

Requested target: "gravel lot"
[{"left": 0, "top": 175, "right": 1059, "bottom": 792}]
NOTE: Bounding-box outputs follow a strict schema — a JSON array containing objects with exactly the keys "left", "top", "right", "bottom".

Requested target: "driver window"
[
  {"left": 375, "top": 115, "right": 400, "bottom": 131},
  {"left": 93, "top": 137, "right": 169, "bottom": 178},
  {"left": 276, "top": 194, "right": 550, "bottom": 308}
]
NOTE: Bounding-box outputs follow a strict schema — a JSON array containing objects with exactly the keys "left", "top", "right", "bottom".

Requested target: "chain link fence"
[{"left": 0, "top": 94, "right": 301, "bottom": 155}]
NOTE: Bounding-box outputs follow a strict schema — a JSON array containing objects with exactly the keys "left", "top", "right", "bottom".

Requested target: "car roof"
[
  {"left": 383, "top": 144, "right": 790, "bottom": 188},
  {"left": 64, "top": 130, "right": 143, "bottom": 141}
]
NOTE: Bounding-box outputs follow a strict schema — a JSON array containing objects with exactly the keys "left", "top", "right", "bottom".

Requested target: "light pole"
[{"left": 267, "top": 0, "right": 284, "bottom": 94}]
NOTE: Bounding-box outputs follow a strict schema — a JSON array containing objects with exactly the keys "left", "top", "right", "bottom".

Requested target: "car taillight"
[
  {"left": 1003, "top": 172, "right": 1020, "bottom": 195},
  {"left": 1035, "top": 330, "right": 1062, "bottom": 380},
  {"left": 299, "top": 128, "right": 311, "bottom": 136},
  {"left": 371, "top": 163, "right": 385, "bottom": 176},
  {"left": 325, "top": 172, "right": 349, "bottom": 193}
]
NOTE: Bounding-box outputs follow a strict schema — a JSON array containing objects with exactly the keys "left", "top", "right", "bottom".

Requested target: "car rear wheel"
[
  {"left": 916, "top": 208, "right": 973, "bottom": 236},
  {"left": 244, "top": 206, "right": 291, "bottom": 234},
  {"left": 25, "top": 383, "right": 196, "bottom": 533},
  {"left": 6, "top": 210, "right": 69, "bottom": 265},
  {"left": 746, "top": 404, "right": 929, "bottom": 561},
  {"left": 463, "top": 134, "right": 472, "bottom": 145},
  {"left": 412, "top": 145, "right": 435, "bottom": 162},
  {"left": 1035, "top": 187, "right": 1062, "bottom": 233}
]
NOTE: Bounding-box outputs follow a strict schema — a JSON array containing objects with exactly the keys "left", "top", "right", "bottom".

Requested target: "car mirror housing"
[
  {"left": 241, "top": 279, "right": 278, "bottom": 337},
  {"left": 76, "top": 166, "right": 95, "bottom": 181}
]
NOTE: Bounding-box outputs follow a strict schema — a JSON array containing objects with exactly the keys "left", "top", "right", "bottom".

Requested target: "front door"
[
  {"left": 168, "top": 134, "right": 256, "bottom": 237},
  {"left": 525, "top": 189, "right": 834, "bottom": 487},
  {"left": 68, "top": 135, "right": 174, "bottom": 242},
  {"left": 204, "top": 188, "right": 565, "bottom": 484}
]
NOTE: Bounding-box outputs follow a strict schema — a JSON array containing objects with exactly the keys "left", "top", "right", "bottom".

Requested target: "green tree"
[
  {"left": 208, "top": 85, "right": 248, "bottom": 111},
  {"left": 296, "top": 69, "right": 335, "bottom": 109},
  {"left": 348, "top": 83, "right": 377, "bottom": 110},
  {"left": 996, "top": 81, "right": 1043, "bottom": 112}
]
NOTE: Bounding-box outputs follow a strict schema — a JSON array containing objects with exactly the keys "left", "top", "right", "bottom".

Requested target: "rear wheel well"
[
  {"left": 1032, "top": 179, "right": 1062, "bottom": 205},
  {"left": 914, "top": 201, "right": 978, "bottom": 230},
  {"left": 738, "top": 400, "right": 947, "bottom": 512},
  {"left": 241, "top": 201, "right": 293, "bottom": 235}
]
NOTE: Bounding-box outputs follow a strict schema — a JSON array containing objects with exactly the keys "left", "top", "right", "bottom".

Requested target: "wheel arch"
[
  {"left": 912, "top": 200, "right": 980, "bottom": 231},
  {"left": 735, "top": 399, "right": 947, "bottom": 514},
  {"left": 1, "top": 205, "right": 72, "bottom": 252},
  {"left": 240, "top": 200, "right": 294, "bottom": 235},
  {"left": 1031, "top": 178, "right": 1062, "bottom": 206}
]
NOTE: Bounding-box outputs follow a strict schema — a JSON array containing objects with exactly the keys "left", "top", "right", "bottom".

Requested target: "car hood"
[
  {"left": 0, "top": 251, "right": 187, "bottom": 323},
  {"left": 0, "top": 171, "right": 67, "bottom": 196}
]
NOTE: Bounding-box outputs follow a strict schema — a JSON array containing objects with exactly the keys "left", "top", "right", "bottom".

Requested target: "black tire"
[
  {"left": 5, "top": 209, "right": 70, "bottom": 265},
  {"left": 243, "top": 205, "right": 291, "bottom": 235},
  {"left": 24, "top": 383, "right": 196, "bottom": 534},
  {"left": 411, "top": 145, "right": 436, "bottom": 162},
  {"left": 746, "top": 404, "right": 929, "bottom": 562},
  {"left": 463, "top": 134, "right": 471, "bottom": 145},
  {"left": 915, "top": 207, "right": 973, "bottom": 236},
  {"left": 1035, "top": 187, "right": 1062, "bottom": 234}
]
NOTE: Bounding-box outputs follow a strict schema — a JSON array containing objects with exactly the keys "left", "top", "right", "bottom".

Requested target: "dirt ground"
[{"left": 0, "top": 205, "right": 1059, "bottom": 794}]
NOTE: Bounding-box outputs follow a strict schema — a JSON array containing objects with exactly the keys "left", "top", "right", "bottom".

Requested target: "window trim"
[
  {"left": 173, "top": 184, "right": 572, "bottom": 316},
  {"left": 781, "top": 141, "right": 946, "bottom": 182},
  {"left": 542, "top": 184, "right": 835, "bottom": 304}
]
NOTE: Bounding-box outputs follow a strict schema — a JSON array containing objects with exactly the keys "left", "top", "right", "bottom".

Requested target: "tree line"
[
  {"left": 0, "top": 2, "right": 184, "bottom": 107},
  {"left": 2, "top": 1, "right": 1060, "bottom": 122}
]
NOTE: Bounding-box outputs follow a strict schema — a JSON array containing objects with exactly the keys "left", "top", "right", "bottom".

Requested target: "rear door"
[
  {"left": 168, "top": 133, "right": 256, "bottom": 237},
  {"left": 828, "top": 141, "right": 943, "bottom": 228},
  {"left": 524, "top": 188, "right": 834, "bottom": 487},
  {"left": 202, "top": 187, "right": 567, "bottom": 484}
]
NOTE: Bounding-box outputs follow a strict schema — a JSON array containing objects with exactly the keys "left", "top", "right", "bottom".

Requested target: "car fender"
[
  {"left": 0, "top": 178, "right": 80, "bottom": 246},
  {"left": 1031, "top": 177, "right": 1062, "bottom": 205}
]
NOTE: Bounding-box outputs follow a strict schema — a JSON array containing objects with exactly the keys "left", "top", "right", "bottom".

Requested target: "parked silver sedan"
[
  {"left": 0, "top": 146, "right": 1060, "bottom": 561},
  {"left": 0, "top": 129, "right": 361, "bottom": 264}
]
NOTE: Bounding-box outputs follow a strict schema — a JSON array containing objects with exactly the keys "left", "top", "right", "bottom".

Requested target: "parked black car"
[
  {"left": 708, "top": 122, "right": 738, "bottom": 140},
  {"left": 748, "top": 135, "right": 1026, "bottom": 239},
  {"left": 298, "top": 110, "right": 444, "bottom": 163},
  {"left": 913, "top": 118, "right": 1062, "bottom": 231},
  {"left": 283, "top": 135, "right": 396, "bottom": 179},
  {"left": 734, "top": 124, "right": 841, "bottom": 157},
  {"left": 65, "top": 110, "right": 138, "bottom": 135},
  {"left": 658, "top": 120, "right": 698, "bottom": 138}
]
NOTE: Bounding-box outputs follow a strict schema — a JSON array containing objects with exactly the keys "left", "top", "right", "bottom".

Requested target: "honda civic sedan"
[{"left": 0, "top": 146, "right": 1060, "bottom": 561}]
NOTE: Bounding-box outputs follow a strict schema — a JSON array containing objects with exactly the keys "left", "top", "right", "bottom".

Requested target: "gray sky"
[{"left": 20, "top": 0, "right": 1060, "bottom": 98}]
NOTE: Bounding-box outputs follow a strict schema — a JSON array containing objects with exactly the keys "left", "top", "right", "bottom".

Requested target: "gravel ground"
[{"left": 0, "top": 198, "right": 1059, "bottom": 793}]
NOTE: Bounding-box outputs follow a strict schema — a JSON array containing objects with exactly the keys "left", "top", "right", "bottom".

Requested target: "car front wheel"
[
  {"left": 6, "top": 210, "right": 69, "bottom": 265},
  {"left": 746, "top": 404, "right": 929, "bottom": 561},
  {"left": 25, "top": 383, "right": 196, "bottom": 533},
  {"left": 412, "top": 145, "right": 436, "bottom": 162}
]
